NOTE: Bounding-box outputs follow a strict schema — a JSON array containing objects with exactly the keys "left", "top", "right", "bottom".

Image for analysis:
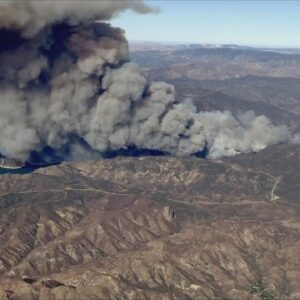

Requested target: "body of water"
[
  {"left": 0, "top": 162, "right": 61, "bottom": 175},
  {"left": 0, "top": 166, "right": 37, "bottom": 175}
]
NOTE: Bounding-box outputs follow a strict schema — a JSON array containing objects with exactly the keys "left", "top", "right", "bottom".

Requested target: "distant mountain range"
[{"left": 129, "top": 41, "right": 300, "bottom": 54}]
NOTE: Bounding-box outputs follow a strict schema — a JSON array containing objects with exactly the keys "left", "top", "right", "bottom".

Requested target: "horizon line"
[{"left": 128, "top": 39, "right": 300, "bottom": 50}]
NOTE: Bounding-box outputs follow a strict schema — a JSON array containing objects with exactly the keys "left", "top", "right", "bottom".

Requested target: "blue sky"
[{"left": 111, "top": 1, "right": 300, "bottom": 48}]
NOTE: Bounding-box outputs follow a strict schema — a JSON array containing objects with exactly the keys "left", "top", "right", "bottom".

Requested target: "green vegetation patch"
[{"left": 249, "top": 280, "right": 274, "bottom": 300}]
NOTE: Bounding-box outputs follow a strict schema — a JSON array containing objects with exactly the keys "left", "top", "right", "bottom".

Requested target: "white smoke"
[{"left": 0, "top": 0, "right": 295, "bottom": 161}]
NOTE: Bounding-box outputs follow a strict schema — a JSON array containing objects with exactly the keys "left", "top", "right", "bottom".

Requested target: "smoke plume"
[{"left": 0, "top": 0, "right": 295, "bottom": 162}]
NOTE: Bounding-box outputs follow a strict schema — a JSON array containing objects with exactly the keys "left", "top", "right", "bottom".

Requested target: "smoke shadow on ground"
[
  {"left": 101, "top": 145, "right": 168, "bottom": 159},
  {"left": 193, "top": 142, "right": 209, "bottom": 158},
  {"left": 0, "top": 142, "right": 210, "bottom": 175}
]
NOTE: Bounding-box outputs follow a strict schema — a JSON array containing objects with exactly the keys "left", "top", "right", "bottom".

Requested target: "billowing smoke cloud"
[
  {"left": 0, "top": 0, "right": 296, "bottom": 162},
  {"left": 0, "top": 0, "right": 156, "bottom": 37}
]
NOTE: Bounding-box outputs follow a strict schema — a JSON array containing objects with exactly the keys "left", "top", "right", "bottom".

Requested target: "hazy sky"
[{"left": 111, "top": 0, "right": 300, "bottom": 47}]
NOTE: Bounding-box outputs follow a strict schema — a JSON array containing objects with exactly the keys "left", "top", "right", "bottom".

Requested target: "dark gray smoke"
[{"left": 0, "top": 0, "right": 296, "bottom": 161}]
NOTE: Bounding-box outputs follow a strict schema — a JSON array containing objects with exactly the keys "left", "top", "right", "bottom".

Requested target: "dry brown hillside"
[{"left": 0, "top": 144, "right": 299, "bottom": 299}]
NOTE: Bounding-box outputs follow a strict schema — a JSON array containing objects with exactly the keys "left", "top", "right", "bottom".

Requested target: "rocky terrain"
[{"left": 0, "top": 144, "right": 299, "bottom": 299}]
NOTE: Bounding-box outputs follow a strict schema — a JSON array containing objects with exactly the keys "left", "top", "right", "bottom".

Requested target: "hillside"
[{"left": 0, "top": 144, "right": 299, "bottom": 299}]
